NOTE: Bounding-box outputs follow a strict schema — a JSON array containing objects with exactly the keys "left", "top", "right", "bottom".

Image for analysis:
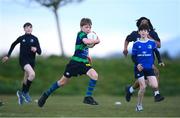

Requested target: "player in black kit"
[{"left": 2, "top": 22, "right": 42, "bottom": 105}]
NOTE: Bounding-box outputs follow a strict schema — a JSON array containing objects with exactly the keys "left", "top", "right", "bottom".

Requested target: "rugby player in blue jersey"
[
  {"left": 2, "top": 22, "right": 42, "bottom": 105},
  {"left": 38, "top": 18, "right": 100, "bottom": 107},
  {"left": 132, "top": 24, "right": 164, "bottom": 111},
  {"left": 123, "top": 17, "right": 164, "bottom": 102}
]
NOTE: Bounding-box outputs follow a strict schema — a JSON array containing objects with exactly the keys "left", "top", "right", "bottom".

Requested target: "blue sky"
[{"left": 0, "top": 0, "right": 179, "bottom": 57}]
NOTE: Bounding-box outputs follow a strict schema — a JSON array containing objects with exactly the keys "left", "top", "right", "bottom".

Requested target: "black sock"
[
  {"left": 22, "top": 83, "right": 26, "bottom": 93},
  {"left": 22, "top": 79, "right": 32, "bottom": 93}
]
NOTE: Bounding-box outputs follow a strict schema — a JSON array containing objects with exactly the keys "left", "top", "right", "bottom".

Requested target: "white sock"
[
  {"left": 154, "top": 90, "right": 160, "bottom": 96},
  {"left": 129, "top": 86, "right": 134, "bottom": 93}
]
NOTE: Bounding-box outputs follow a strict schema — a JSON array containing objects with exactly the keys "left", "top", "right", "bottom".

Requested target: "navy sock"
[
  {"left": 22, "top": 83, "right": 26, "bottom": 93},
  {"left": 45, "top": 81, "right": 59, "bottom": 96},
  {"left": 22, "top": 79, "right": 32, "bottom": 93},
  {"left": 26, "top": 79, "right": 32, "bottom": 93},
  {"left": 85, "top": 79, "right": 97, "bottom": 96}
]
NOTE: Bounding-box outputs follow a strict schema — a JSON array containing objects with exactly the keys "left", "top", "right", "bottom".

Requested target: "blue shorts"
[{"left": 134, "top": 68, "right": 155, "bottom": 79}]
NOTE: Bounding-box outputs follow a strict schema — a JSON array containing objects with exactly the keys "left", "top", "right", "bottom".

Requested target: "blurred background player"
[
  {"left": 123, "top": 17, "right": 164, "bottom": 102},
  {"left": 131, "top": 24, "right": 164, "bottom": 111},
  {"left": 1, "top": 22, "right": 42, "bottom": 105},
  {"left": 38, "top": 18, "right": 100, "bottom": 107},
  {"left": 0, "top": 100, "right": 4, "bottom": 106}
]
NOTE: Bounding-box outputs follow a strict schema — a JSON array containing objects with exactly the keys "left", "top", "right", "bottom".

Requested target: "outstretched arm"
[
  {"left": 2, "top": 38, "right": 20, "bottom": 63},
  {"left": 123, "top": 31, "right": 136, "bottom": 56},
  {"left": 123, "top": 40, "right": 129, "bottom": 56},
  {"left": 7, "top": 38, "right": 20, "bottom": 57},
  {"left": 153, "top": 48, "right": 165, "bottom": 66}
]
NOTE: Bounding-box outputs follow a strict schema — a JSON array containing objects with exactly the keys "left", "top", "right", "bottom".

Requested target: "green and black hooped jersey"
[{"left": 71, "top": 31, "right": 89, "bottom": 63}]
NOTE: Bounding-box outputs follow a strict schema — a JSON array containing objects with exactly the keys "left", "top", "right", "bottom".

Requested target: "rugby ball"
[
  {"left": 87, "top": 32, "right": 97, "bottom": 40},
  {"left": 87, "top": 32, "right": 97, "bottom": 48}
]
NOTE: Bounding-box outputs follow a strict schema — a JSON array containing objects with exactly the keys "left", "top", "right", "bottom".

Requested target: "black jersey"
[{"left": 7, "top": 33, "right": 42, "bottom": 68}]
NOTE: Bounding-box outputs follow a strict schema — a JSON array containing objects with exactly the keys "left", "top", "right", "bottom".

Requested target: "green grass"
[
  {"left": 1, "top": 56, "right": 180, "bottom": 96},
  {"left": 0, "top": 95, "right": 180, "bottom": 117},
  {"left": 0, "top": 56, "right": 180, "bottom": 117}
]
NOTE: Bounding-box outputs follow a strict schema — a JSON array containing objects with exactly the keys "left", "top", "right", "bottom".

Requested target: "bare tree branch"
[{"left": 31, "top": 0, "right": 84, "bottom": 56}]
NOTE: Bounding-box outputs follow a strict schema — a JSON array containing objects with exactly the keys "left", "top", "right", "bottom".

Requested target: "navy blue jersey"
[
  {"left": 132, "top": 39, "right": 157, "bottom": 69},
  {"left": 71, "top": 31, "right": 89, "bottom": 63},
  {"left": 126, "top": 30, "right": 160, "bottom": 42},
  {"left": 7, "top": 33, "right": 41, "bottom": 68}
]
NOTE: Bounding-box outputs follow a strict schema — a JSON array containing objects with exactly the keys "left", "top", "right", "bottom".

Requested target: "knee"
[
  {"left": 139, "top": 85, "right": 146, "bottom": 93},
  {"left": 149, "top": 80, "right": 158, "bottom": 88},
  {"left": 151, "top": 84, "right": 158, "bottom": 89},
  {"left": 59, "top": 81, "right": 65, "bottom": 86},
  {"left": 59, "top": 79, "right": 67, "bottom": 87},
  {"left": 91, "top": 72, "right": 98, "bottom": 80},
  {"left": 29, "top": 72, "right": 35, "bottom": 80},
  {"left": 87, "top": 69, "right": 99, "bottom": 80}
]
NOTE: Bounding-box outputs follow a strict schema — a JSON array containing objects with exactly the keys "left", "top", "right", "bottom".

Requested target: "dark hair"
[
  {"left": 80, "top": 18, "right": 92, "bottom": 27},
  {"left": 23, "top": 22, "right": 32, "bottom": 28},
  {"left": 136, "top": 17, "right": 154, "bottom": 31},
  {"left": 138, "top": 24, "right": 150, "bottom": 31}
]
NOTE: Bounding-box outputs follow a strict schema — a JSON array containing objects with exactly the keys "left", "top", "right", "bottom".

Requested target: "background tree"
[{"left": 33, "top": 0, "right": 84, "bottom": 57}]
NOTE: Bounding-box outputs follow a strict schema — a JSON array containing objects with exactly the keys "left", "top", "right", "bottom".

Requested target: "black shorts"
[
  {"left": 134, "top": 68, "right": 155, "bottom": 79},
  {"left": 63, "top": 60, "right": 92, "bottom": 78},
  {"left": 19, "top": 59, "right": 35, "bottom": 70}
]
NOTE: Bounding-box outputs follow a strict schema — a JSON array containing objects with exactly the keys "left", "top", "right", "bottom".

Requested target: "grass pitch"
[{"left": 0, "top": 95, "right": 180, "bottom": 117}]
